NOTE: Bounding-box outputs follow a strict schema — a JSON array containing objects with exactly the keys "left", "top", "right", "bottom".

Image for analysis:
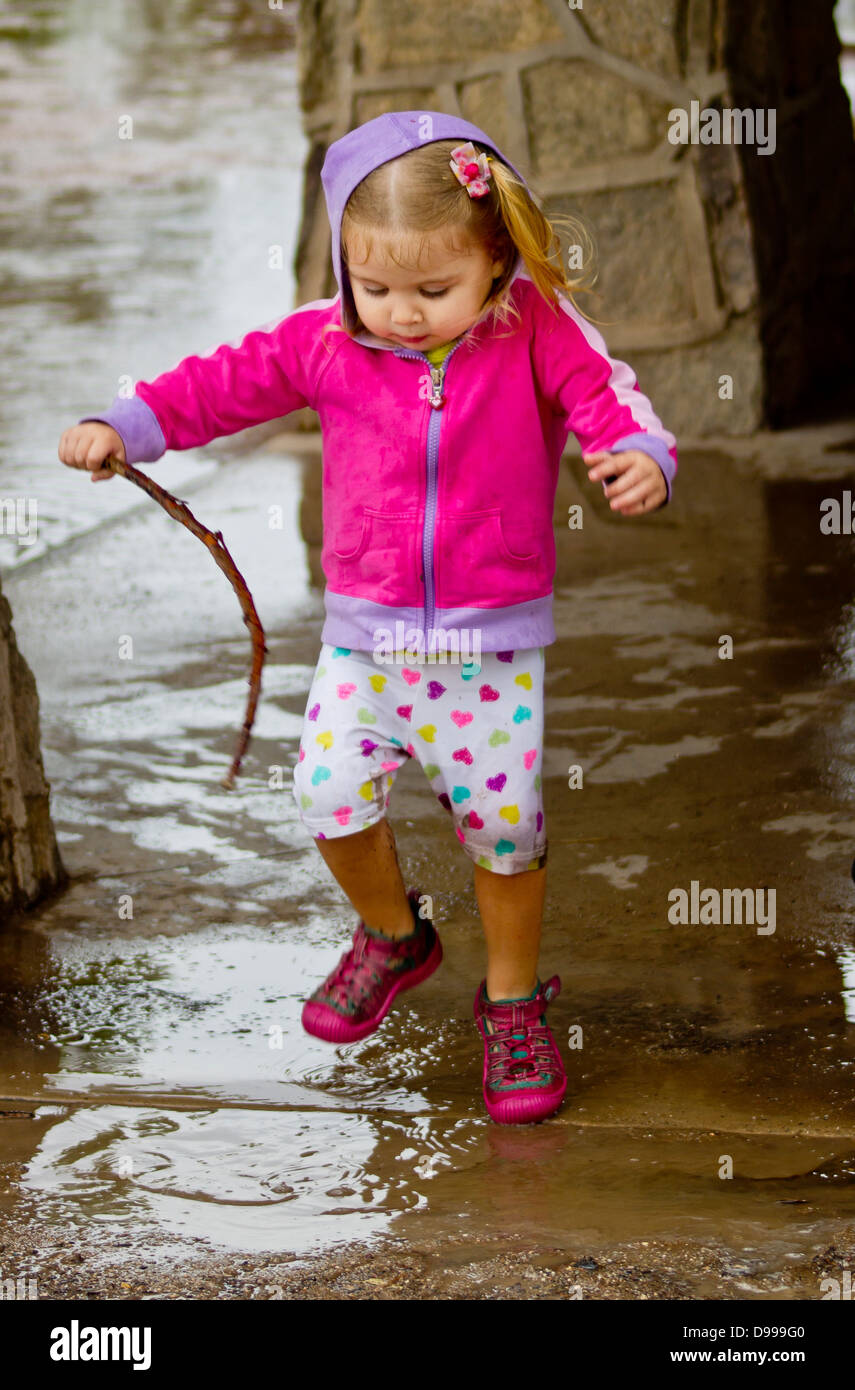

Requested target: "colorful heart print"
[
  {"left": 486, "top": 773, "right": 507, "bottom": 792},
  {"left": 513, "top": 705, "right": 532, "bottom": 723},
  {"left": 396, "top": 704, "right": 413, "bottom": 721},
  {"left": 417, "top": 724, "right": 437, "bottom": 742},
  {"left": 334, "top": 806, "right": 352, "bottom": 826},
  {"left": 450, "top": 710, "right": 474, "bottom": 728},
  {"left": 499, "top": 804, "right": 520, "bottom": 824},
  {"left": 479, "top": 684, "right": 500, "bottom": 702},
  {"left": 336, "top": 682, "right": 357, "bottom": 699},
  {"left": 360, "top": 738, "right": 378, "bottom": 756},
  {"left": 496, "top": 651, "right": 515, "bottom": 662},
  {"left": 311, "top": 766, "right": 331, "bottom": 785},
  {"left": 315, "top": 731, "right": 333, "bottom": 750},
  {"left": 515, "top": 672, "right": 532, "bottom": 690},
  {"left": 523, "top": 748, "right": 537, "bottom": 769},
  {"left": 467, "top": 810, "right": 485, "bottom": 829},
  {"left": 488, "top": 729, "right": 510, "bottom": 747},
  {"left": 451, "top": 785, "right": 471, "bottom": 803},
  {"left": 427, "top": 681, "right": 446, "bottom": 699},
  {"left": 452, "top": 747, "right": 474, "bottom": 765},
  {"left": 402, "top": 668, "right": 421, "bottom": 686},
  {"left": 370, "top": 673, "right": 387, "bottom": 692},
  {"left": 308, "top": 702, "right": 320, "bottom": 722}
]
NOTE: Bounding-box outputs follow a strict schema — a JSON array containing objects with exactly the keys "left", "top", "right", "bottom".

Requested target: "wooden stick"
[{"left": 102, "top": 453, "right": 268, "bottom": 788}]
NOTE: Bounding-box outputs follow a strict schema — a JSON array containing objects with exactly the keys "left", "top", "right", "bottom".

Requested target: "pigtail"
[{"left": 485, "top": 155, "right": 609, "bottom": 327}]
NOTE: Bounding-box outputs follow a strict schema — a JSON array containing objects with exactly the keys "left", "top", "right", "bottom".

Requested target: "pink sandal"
[
  {"left": 473, "top": 976, "right": 567, "bottom": 1124},
  {"left": 302, "top": 888, "right": 442, "bottom": 1044}
]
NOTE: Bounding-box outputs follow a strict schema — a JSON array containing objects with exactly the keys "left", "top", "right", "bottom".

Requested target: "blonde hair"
[{"left": 322, "top": 138, "right": 603, "bottom": 351}]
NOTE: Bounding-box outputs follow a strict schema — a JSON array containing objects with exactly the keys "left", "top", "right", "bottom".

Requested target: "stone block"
[
  {"left": 353, "top": 0, "right": 563, "bottom": 73},
  {"left": 578, "top": 0, "right": 683, "bottom": 81},
  {"left": 548, "top": 183, "right": 696, "bottom": 326},
  {"left": 524, "top": 59, "right": 675, "bottom": 173}
]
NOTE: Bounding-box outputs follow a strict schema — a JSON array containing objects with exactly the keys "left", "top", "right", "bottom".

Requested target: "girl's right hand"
[{"left": 58, "top": 422, "right": 126, "bottom": 481}]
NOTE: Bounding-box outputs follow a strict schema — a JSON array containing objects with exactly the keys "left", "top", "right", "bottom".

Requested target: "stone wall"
[
  {"left": 293, "top": 0, "right": 855, "bottom": 437},
  {"left": 0, "top": 578, "right": 66, "bottom": 924}
]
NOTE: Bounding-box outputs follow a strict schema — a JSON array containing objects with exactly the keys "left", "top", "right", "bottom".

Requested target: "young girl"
[{"left": 59, "top": 110, "right": 678, "bottom": 1127}]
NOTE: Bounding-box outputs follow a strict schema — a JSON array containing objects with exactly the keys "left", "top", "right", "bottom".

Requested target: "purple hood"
[{"left": 320, "top": 110, "right": 528, "bottom": 334}]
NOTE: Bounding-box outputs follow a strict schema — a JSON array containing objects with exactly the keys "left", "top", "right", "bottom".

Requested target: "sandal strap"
[{"left": 479, "top": 976, "right": 561, "bottom": 1084}]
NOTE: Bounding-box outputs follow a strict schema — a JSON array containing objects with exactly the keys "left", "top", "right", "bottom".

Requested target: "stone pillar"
[
  {"left": 293, "top": 0, "right": 855, "bottom": 437},
  {"left": 0, "top": 578, "right": 67, "bottom": 924}
]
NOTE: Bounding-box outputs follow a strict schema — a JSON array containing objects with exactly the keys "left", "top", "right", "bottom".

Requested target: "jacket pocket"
[
  {"left": 331, "top": 510, "right": 370, "bottom": 561},
  {"left": 436, "top": 509, "right": 541, "bottom": 609},
  {"left": 494, "top": 511, "right": 539, "bottom": 563},
  {"left": 328, "top": 507, "right": 421, "bottom": 604},
  {"left": 439, "top": 509, "right": 538, "bottom": 563}
]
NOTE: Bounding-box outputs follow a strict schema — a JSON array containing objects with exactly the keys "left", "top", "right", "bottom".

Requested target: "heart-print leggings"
[{"left": 290, "top": 643, "right": 547, "bottom": 875}]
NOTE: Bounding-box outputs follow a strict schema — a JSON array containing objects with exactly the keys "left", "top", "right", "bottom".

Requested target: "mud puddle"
[{"left": 4, "top": 437, "right": 855, "bottom": 1296}]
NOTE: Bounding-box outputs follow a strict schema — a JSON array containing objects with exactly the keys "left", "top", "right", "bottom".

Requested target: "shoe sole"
[
  {"left": 301, "top": 927, "right": 443, "bottom": 1044},
  {"left": 483, "top": 1075, "right": 567, "bottom": 1125}
]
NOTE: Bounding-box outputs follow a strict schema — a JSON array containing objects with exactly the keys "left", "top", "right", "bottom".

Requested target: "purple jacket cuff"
[
  {"left": 79, "top": 394, "right": 167, "bottom": 465},
  {"left": 603, "top": 431, "right": 676, "bottom": 507}
]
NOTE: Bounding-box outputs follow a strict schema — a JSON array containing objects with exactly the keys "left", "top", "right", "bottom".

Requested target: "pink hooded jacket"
[{"left": 81, "top": 110, "right": 678, "bottom": 654}]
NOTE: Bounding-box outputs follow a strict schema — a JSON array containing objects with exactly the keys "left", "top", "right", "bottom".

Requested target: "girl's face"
[{"left": 346, "top": 228, "right": 505, "bottom": 349}]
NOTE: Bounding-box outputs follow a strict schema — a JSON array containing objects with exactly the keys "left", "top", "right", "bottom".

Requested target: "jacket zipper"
[{"left": 394, "top": 340, "right": 464, "bottom": 647}]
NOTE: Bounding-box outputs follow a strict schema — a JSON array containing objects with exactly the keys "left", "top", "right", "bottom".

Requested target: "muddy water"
[
  {"left": 4, "top": 438, "right": 855, "bottom": 1292},
  {"left": 4, "top": 2, "right": 855, "bottom": 1299}
]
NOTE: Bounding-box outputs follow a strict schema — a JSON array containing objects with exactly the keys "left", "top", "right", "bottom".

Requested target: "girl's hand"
[
  {"left": 58, "top": 422, "right": 126, "bottom": 481},
  {"left": 583, "top": 449, "right": 667, "bottom": 515}
]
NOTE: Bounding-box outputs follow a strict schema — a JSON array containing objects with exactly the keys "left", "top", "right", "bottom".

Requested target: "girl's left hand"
[{"left": 583, "top": 449, "right": 667, "bottom": 515}]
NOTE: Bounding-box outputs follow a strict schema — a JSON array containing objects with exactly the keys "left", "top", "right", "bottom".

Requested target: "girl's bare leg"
[
  {"left": 314, "top": 816, "right": 417, "bottom": 938},
  {"left": 474, "top": 862, "right": 546, "bottom": 1001}
]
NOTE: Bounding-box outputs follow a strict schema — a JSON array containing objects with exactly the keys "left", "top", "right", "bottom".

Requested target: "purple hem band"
[
  {"left": 79, "top": 394, "right": 167, "bottom": 465},
  {"left": 606, "top": 431, "right": 676, "bottom": 506},
  {"left": 320, "top": 590, "right": 555, "bottom": 654}
]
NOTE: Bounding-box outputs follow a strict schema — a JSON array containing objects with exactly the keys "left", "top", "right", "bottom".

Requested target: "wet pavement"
[
  {"left": 4, "top": 422, "right": 855, "bottom": 1299},
  {"left": 4, "top": 0, "right": 855, "bottom": 1301}
]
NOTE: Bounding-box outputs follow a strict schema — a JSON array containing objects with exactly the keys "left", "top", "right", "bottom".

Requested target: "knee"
[{"left": 292, "top": 752, "right": 388, "bottom": 830}]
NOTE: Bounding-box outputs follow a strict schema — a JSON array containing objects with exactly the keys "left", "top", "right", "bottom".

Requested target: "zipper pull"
[{"left": 428, "top": 365, "right": 445, "bottom": 409}]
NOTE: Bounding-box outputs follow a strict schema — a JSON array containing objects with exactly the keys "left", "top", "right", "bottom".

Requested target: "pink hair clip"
[{"left": 449, "top": 141, "right": 492, "bottom": 198}]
